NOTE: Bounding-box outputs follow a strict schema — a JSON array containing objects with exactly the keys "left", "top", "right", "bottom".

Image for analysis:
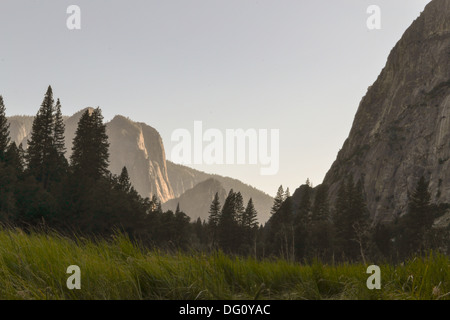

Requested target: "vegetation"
[
  {"left": 0, "top": 87, "right": 447, "bottom": 300},
  {"left": 0, "top": 227, "right": 448, "bottom": 300}
]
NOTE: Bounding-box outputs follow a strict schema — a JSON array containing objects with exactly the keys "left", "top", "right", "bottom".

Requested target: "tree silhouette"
[
  {"left": 0, "top": 95, "right": 10, "bottom": 161},
  {"left": 70, "top": 108, "right": 110, "bottom": 180}
]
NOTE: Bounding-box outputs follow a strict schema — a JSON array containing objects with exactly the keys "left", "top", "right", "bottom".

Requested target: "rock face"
[
  {"left": 8, "top": 110, "right": 274, "bottom": 222},
  {"left": 107, "top": 115, "right": 174, "bottom": 203},
  {"left": 7, "top": 116, "right": 34, "bottom": 147},
  {"left": 323, "top": 0, "right": 450, "bottom": 222}
]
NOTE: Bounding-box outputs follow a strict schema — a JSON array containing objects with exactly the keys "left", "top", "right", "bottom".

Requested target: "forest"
[{"left": 0, "top": 87, "right": 448, "bottom": 265}]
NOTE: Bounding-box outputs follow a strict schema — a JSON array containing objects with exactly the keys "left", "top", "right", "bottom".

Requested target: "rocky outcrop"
[
  {"left": 322, "top": 0, "right": 450, "bottom": 222},
  {"left": 7, "top": 116, "right": 34, "bottom": 147},
  {"left": 107, "top": 115, "right": 174, "bottom": 203}
]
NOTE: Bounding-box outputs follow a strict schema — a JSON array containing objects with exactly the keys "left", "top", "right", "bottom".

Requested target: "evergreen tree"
[
  {"left": 309, "top": 184, "right": 333, "bottom": 260},
  {"left": 407, "top": 176, "right": 433, "bottom": 231},
  {"left": 348, "top": 179, "right": 369, "bottom": 263},
  {"left": 118, "top": 166, "right": 132, "bottom": 193},
  {"left": 208, "top": 192, "right": 221, "bottom": 228},
  {"left": 91, "top": 108, "right": 110, "bottom": 177},
  {"left": 0, "top": 146, "right": 18, "bottom": 221},
  {"left": 218, "top": 189, "right": 239, "bottom": 253},
  {"left": 235, "top": 191, "right": 245, "bottom": 226},
  {"left": 48, "top": 98, "right": 68, "bottom": 184},
  {"left": 242, "top": 198, "right": 259, "bottom": 256},
  {"left": 399, "top": 176, "right": 434, "bottom": 256},
  {"left": 5, "top": 143, "right": 24, "bottom": 173},
  {"left": 208, "top": 192, "right": 222, "bottom": 248},
  {"left": 269, "top": 197, "right": 294, "bottom": 260},
  {"left": 70, "top": 108, "right": 110, "bottom": 180},
  {"left": 27, "top": 86, "right": 55, "bottom": 186},
  {"left": 243, "top": 198, "right": 258, "bottom": 230},
  {"left": 333, "top": 177, "right": 369, "bottom": 262},
  {"left": 53, "top": 98, "right": 65, "bottom": 157},
  {"left": 271, "top": 185, "right": 284, "bottom": 215},
  {"left": 0, "top": 95, "right": 10, "bottom": 161}
]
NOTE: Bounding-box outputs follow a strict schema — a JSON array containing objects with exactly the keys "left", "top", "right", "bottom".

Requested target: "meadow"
[{"left": 0, "top": 228, "right": 448, "bottom": 300}]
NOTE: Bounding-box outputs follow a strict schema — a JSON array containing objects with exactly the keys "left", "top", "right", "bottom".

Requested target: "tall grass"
[{"left": 0, "top": 228, "right": 448, "bottom": 300}]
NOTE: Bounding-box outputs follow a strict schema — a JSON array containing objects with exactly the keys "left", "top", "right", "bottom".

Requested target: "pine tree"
[
  {"left": 218, "top": 189, "right": 239, "bottom": 253},
  {"left": 5, "top": 143, "right": 24, "bottom": 173},
  {"left": 235, "top": 191, "right": 245, "bottom": 226},
  {"left": 271, "top": 185, "right": 284, "bottom": 215},
  {"left": 333, "top": 177, "right": 369, "bottom": 261},
  {"left": 243, "top": 198, "right": 258, "bottom": 230},
  {"left": 400, "top": 176, "right": 434, "bottom": 256},
  {"left": 309, "top": 183, "right": 333, "bottom": 260},
  {"left": 208, "top": 192, "right": 221, "bottom": 227},
  {"left": 0, "top": 95, "right": 10, "bottom": 161},
  {"left": 91, "top": 108, "right": 110, "bottom": 177},
  {"left": 27, "top": 86, "right": 56, "bottom": 187},
  {"left": 349, "top": 179, "right": 369, "bottom": 263},
  {"left": 407, "top": 176, "right": 432, "bottom": 229},
  {"left": 70, "top": 108, "right": 110, "bottom": 180},
  {"left": 244, "top": 198, "right": 258, "bottom": 229},
  {"left": 118, "top": 166, "right": 132, "bottom": 193},
  {"left": 270, "top": 197, "right": 294, "bottom": 260},
  {"left": 243, "top": 198, "right": 259, "bottom": 257},
  {"left": 208, "top": 192, "right": 222, "bottom": 248},
  {"left": 48, "top": 98, "right": 68, "bottom": 183},
  {"left": 53, "top": 98, "right": 65, "bottom": 157}
]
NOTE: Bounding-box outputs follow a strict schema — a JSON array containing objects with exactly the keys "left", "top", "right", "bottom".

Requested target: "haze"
[{"left": 0, "top": 0, "right": 431, "bottom": 195}]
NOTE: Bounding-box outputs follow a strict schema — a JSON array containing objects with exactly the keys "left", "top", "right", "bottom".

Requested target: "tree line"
[
  {"left": 0, "top": 87, "right": 447, "bottom": 262},
  {"left": 263, "top": 177, "right": 449, "bottom": 263},
  {"left": 0, "top": 87, "right": 193, "bottom": 249}
]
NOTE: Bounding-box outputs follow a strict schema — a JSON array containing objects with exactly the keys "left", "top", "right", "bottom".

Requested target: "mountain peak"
[{"left": 322, "top": 0, "right": 450, "bottom": 222}]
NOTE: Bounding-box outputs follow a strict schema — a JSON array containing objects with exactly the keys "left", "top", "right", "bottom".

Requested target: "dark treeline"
[
  {"left": 0, "top": 87, "right": 192, "bottom": 249},
  {"left": 264, "top": 178, "right": 449, "bottom": 263},
  {"left": 0, "top": 88, "right": 448, "bottom": 262}
]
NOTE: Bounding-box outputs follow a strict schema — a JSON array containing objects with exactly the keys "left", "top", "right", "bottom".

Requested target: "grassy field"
[{"left": 0, "top": 228, "right": 448, "bottom": 300}]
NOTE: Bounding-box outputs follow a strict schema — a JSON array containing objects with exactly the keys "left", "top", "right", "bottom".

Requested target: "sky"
[{"left": 0, "top": 0, "right": 432, "bottom": 196}]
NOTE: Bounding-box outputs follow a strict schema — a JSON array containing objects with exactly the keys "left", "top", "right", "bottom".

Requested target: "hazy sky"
[{"left": 0, "top": 0, "right": 431, "bottom": 196}]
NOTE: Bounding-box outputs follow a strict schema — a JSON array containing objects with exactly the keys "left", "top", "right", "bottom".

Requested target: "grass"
[{"left": 0, "top": 228, "right": 448, "bottom": 300}]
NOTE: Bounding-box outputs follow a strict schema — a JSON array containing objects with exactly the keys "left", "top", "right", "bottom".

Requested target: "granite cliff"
[{"left": 322, "top": 0, "right": 450, "bottom": 222}]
